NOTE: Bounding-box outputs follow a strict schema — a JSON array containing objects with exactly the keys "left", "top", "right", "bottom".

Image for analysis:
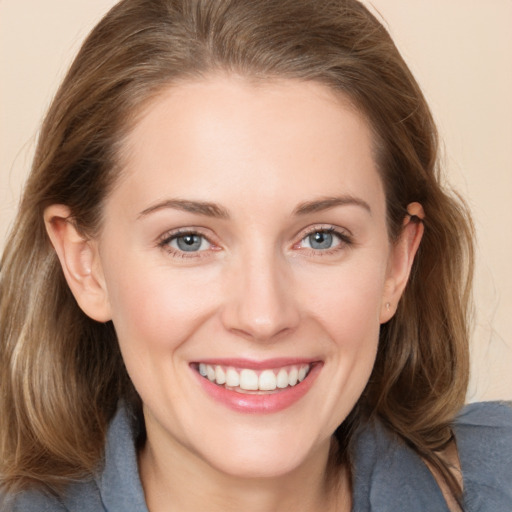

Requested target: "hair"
[{"left": 0, "top": 0, "right": 473, "bottom": 506}]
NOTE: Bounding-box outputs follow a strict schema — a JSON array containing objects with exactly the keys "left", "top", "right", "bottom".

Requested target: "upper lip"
[{"left": 190, "top": 357, "right": 321, "bottom": 370}]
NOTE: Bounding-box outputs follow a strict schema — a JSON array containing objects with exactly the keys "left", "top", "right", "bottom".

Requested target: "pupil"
[
  {"left": 309, "top": 231, "right": 332, "bottom": 250},
  {"left": 177, "top": 234, "right": 201, "bottom": 251}
]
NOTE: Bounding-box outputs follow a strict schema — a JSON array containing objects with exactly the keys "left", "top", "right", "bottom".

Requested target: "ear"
[
  {"left": 380, "top": 202, "right": 424, "bottom": 323},
  {"left": 44, "top": 205, "right": 112, "bottom": 322}
]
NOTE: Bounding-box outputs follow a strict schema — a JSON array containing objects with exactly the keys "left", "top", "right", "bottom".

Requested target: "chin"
[
  {"left": 191, "top": 425, "right": 329, "bottom": 480},
  {"left": 206, "top": 451, "right": 311, "bottom": 480}
]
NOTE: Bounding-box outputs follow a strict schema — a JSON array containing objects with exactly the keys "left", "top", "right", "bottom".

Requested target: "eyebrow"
[
  {"left": 138, "top": 194, "right": 371, "bottom": 220},
  {"left": 293, "top": 196, "right": 372, "bottom": 216},
  {"left": 138, "top": 199, "right": 230, "bottom": 219}
]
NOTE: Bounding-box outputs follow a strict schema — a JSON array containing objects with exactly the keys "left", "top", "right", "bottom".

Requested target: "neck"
[{"left": 139, "top": 429, "right": 350, "bottom": 512}]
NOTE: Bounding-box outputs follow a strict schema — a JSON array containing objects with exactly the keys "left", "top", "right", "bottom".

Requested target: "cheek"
[
  {"left": 103, "top": 260, "right": 221, "bottom": 353},
  {"left": 288, "top": 262, "right": 385, "bottom": 433},
  {"left": 297, "top": 257, "right": 388, "bottom": 341}
]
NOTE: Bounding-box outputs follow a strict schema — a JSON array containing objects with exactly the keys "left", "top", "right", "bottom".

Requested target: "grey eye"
[
  {"left": 308, "top": 231, "right": 334, "bottom": 250},
  {"left": 172, "top": 234, "right": 208, "bottom": 252},
  {"left": 301, "top": 230, "right": 342, "bottom": 251}
]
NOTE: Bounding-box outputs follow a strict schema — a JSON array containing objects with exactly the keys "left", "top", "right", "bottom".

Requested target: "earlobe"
[
  {"left": 44, "top": 205, "right": 112, "bottom": 322},
  {"left": 380, "top": 202, "right": 424, "bottom": 323}
]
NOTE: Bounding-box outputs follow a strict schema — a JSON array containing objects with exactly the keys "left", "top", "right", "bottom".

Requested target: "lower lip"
[{"left": 193, "top": 364, "right": 322, "bottom": 414}]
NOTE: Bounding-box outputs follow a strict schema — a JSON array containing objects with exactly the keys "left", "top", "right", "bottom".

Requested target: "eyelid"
[{"left": 293, "top": 224, "right": 353, "bottom": 243}]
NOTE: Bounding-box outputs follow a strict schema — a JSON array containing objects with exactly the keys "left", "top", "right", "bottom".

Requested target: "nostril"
[{"left": 227, "top": 323, "right": 295, "bottom": 343}]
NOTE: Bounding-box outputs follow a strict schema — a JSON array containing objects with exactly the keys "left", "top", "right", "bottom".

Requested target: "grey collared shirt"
[{"left": 5, "top": 402, "right": 512, "bottom": 511}]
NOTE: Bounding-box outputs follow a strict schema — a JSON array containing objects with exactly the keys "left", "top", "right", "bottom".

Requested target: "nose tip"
[
  {"left": 228, "top": 313, "right": 295, "bottom": 342},
  {"left": 220, "top": 260, "right": 300, "bottom": 342}
]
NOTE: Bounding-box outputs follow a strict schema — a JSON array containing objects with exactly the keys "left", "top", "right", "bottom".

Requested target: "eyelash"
[{"left": 157, "top": 225, "right": 353, "bottom": 259}]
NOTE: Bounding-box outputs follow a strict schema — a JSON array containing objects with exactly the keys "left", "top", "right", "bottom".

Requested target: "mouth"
[
  {"left": 194, "top": 362, "right": 312, "bottom": 394},
  {"left": 191, "top": 359, "right": 321, "bottom": 413}
]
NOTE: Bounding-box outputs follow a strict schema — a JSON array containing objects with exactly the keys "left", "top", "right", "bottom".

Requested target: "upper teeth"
[{"left": 198, "top": 363, "right": 310, "bottom": 391}]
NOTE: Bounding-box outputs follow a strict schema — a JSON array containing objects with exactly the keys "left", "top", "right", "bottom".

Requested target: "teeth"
[
  {"left": 215, "top": 365, "right": 226, "bottom": 385},
  {"left": 198, "top": 363, "right": 311, "bottom": 391},
  {"left": 225, "top": 367, "right": 240, "bottom": 387},
  {"left": 276, "top": 368, "right": 289, "bottom": 389},
  {"left": 259, "top": 370, "right": 277, "bottom": 391},
  {"left": 240, "top": 369, "right": 259, "bottom": 390},
  {"left": 206, "top": 365, "right": 216, "bottom": 382},
  {"left": 288, "top": 367, "right": 298, "bottom": 386}
]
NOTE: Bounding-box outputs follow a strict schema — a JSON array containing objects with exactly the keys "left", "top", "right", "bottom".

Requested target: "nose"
[{"left": 220, "top": 249, "right": 300, "bottom": 342}]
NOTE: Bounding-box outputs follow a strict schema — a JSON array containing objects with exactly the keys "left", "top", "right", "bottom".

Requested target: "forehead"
[{"left": 113, "top": 75, "right": 384, "bottom": 217}]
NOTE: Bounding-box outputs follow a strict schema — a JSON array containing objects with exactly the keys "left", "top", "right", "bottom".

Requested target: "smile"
[
  {"left": 191, "top": 359, "right": 321, "bottom": 414},
  {"left": 197, "top": 363, "right": 311, "bottom": 393}
]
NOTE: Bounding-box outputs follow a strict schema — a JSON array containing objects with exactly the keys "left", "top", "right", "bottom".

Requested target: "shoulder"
[
  {"left": 1, "top": 491, "right": 65, "bottom": 512},
  {"left": 455, "top": 400, "right": 512, "bottom": 427},
  {"left": 350, "top": 402, "right": 512, "bottom": 511},
  {"left": 454, "top": 401, "right": 512, "bottom": 460},
  {"left": 1, "top": 403, "right": 147, "bottom": 512},
  {"left": 454, "top": 401, "right": 512, "bottom": 511},
  {"left": 350, "top": 416, "right": 451, "bottom": 511},
  {"left": 1, "top": 479, "right": 102, "bottom": 512}
]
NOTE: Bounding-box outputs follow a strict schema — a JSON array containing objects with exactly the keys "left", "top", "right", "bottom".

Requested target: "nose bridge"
[{"left": 221, "top": 244, "right": 299, "bottom": 341}]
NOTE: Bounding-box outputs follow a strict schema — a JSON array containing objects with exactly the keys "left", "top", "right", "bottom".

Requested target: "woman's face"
[{"left": 86, "top": 76, "right": 413, "bottom": 478}]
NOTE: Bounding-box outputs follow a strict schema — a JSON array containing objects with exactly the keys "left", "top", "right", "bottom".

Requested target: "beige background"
[{"left": 1, "top": 1, "right": 511, "bottom": 401}]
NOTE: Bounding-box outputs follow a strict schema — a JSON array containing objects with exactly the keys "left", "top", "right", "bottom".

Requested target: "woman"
[{"left": 1, "top": 0, "right": 511, "bottom": 510}]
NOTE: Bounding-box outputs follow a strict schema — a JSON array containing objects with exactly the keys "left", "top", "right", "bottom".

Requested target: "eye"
[
  {"left": 159, "top": 231, "right": 213, "bottom": 255},
  {"left": 295, "top": 226, "right": 352, "bottom": 253},
  {"left": 170, "top": 233, "right": 210, "bottom": 252},
  {"left": 302, "top": 230, "right": 340, "bottom": 250}
]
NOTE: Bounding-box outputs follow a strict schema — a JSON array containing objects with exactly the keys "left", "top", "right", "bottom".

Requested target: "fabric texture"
[{"left": 5, "top": 401, "right": 512, "bottom": 511}]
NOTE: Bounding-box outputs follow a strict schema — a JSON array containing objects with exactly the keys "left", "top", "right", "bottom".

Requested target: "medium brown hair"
[{"left": 0, "top": 0, "right": 473, "bottom": 503}]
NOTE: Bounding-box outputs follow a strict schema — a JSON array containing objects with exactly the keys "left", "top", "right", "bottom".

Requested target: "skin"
[{"left": 45, "top": 76, "right": 423, "bottom": 512}]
